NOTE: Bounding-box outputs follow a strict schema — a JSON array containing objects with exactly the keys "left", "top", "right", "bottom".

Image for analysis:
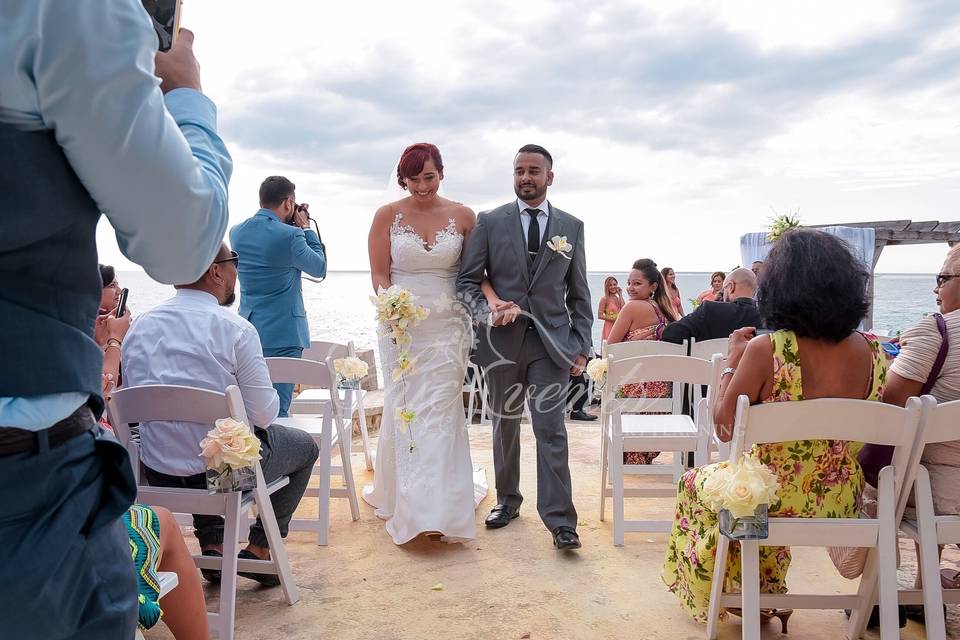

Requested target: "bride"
[{"left": 364, "top": 142, "right": 488, "bottom": 544}]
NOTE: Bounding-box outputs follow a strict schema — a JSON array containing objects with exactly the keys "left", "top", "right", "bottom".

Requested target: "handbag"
[{"left": 858, "top": 313, "right": 949, "bottom": 488}]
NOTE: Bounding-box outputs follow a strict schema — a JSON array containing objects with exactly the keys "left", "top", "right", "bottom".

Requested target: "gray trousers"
[
  {"left": 145, "top": 423, "right": 319, "bottom": 548},
  {"left": 485, "top": 327, "right": 578, "bottom": 531}
]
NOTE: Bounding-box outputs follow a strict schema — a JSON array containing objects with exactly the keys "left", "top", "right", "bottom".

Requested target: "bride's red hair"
[{"left": 397, "top": 143, "right": 444, "bottom": 189}]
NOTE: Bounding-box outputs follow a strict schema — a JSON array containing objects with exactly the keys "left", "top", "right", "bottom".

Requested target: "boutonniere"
[{"left": 546, "top": 235, "right": 573, "bottom": 259}]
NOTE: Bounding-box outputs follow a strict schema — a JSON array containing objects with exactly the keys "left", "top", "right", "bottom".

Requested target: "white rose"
[
  {"left": 702, "top": 464, "right": 732, "bottom": 512},
  {"left": 721, "top": 465, "right": 771, "bottom": 518}
]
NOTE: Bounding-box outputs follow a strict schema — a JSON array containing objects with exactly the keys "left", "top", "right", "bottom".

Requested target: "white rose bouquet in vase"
[
  {"left": 703, "top": 453, "right": 780, "bottom": 540},
  {"left": 334, "top": 356, "right": 369, "bottom": 390},
  {"left": 199, "top": 418, "right": 262, "bottom": 493}
]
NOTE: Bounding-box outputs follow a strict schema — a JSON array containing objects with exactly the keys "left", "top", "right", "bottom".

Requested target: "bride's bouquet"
[{"left": 371, "top": 285, "right": 430, "bottom": 452}]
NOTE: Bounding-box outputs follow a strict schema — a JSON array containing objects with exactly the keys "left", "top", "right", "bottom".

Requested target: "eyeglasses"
[
  {"left": 936, "top": 273, "right": 958, "bottom": 288},
  {"left": 214, "top": 251, "right": 239, "bottom": 266}
]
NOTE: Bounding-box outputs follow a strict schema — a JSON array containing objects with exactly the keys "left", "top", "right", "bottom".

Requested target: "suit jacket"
[
  {"left": 456, "top": 201, "right": 593, "bottom": 370},
  {"left": 229, "top": 209, "right": 326, "bottom": 350},
  {"left": 661, "top": 297, "right": 762, "bottom": 345}
]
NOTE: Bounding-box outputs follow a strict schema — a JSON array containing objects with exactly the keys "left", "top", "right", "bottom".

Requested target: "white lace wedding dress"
[{"left": 362, "top": 212, "right": 487, "bottom": 544}]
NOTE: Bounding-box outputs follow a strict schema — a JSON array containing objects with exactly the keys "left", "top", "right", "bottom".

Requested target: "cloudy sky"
[{"left": 98, "top": 0, "right": 960, "bottom": 273}]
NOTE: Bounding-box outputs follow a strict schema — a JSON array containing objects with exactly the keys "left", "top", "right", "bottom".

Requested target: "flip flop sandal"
[{"left": 940, "top": 567, "right": 960, "bottom": 590}]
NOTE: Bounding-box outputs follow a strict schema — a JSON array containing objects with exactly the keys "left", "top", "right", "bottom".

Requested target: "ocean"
[{"left": 116, "top": 270, "right": 938, "bottom": 354}]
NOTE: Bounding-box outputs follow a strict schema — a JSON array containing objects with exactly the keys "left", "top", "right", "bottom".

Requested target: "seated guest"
[
  {"left": 662, "top": 267, "right": 761, "bottom": 345},
  {"left": 122, "top": 244, "right": 319, "bottom": 586},
  {"left": 881, "top": 244, "right": 960, "bottom": 592},
  {"left": 607, "top": 259, "right": 680, "bottom": 464},
  {"left": 99, "top": 263, "right": 122, "bottom": 314},
  {"left": 125, "top": 505, "right": 208, "bottom": 640},
  {"left": 663, "top": 229, "right": 883, "bottom": 628},
  {"left": 695, "top": 271, "right": 725, "bottom": 305}
]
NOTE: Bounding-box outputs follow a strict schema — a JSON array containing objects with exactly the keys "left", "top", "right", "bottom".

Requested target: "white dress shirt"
[
  {"left": 122, "top": 290, "right": 279, "bottom": 476},
  {"left": 0, "top": 0, "right": 232, "bottom": 430},
  {"left": 517, "top": 199, "right": 550, "bottom": 248}
]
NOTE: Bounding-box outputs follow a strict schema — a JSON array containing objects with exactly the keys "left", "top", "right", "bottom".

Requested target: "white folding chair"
[
  {"left": 689, "top": 337, "right": 729, "bottom": 360},
  {"left": 706, "top": 395, "right": 925, "bottom": 640},
  {"left": 292, "top": 340, "right": 374, "bottom": 471},
  {"left": 267, "top": 356, "right": 361, "bottom": 545},
  {"left": 896, "top": 397, "right": 960, "bottom": 638},
  {"left": 602, "top": 353, "right": 722, "bottom": 542},
  {"left": 109, "top": 384, "right": 299, "bottom": 640},
  {"left": 598, "top": 339, "right": 688, "bottom": 519}
]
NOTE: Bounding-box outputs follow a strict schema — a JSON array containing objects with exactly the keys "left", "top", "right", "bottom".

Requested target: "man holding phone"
[
  {"left": 0, "top": 2, "right": 232, "bottom": 637},
  {"left": 230, "top": 176, "right": 328, "bottom": 416}
]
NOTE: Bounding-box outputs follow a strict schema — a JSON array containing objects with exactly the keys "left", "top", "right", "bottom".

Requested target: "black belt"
[{"left": 0, "top": 406, "right": 95, "bottom": 457}]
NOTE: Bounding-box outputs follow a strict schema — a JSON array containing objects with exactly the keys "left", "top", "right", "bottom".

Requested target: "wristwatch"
[{"left": 720, "top": 367, "right": 736, "bottom": 378}]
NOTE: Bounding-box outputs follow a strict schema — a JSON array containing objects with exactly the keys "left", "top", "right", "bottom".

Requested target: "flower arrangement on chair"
[
  {"left": 371, "top": 285, "right": 430, "bottom": 452},
  {"left": 703, "top": 453, "right": 780, "bottom": 540},
  {"left": 334, "top": 356, "right": 369, "bottom": 389},
  {"left": 199, "top": 417, "right": 262, "bottom": 493},
  {"left": 586, "top": 358, "right": 608, "bottom": 389}
]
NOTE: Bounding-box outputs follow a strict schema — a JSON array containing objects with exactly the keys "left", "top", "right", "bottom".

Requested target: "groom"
[{"left": 457, "top": 144, "right": 592, "bottom": 550}]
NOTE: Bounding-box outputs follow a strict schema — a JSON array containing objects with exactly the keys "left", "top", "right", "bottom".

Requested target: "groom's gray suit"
[{"left": 457, "top": 200, "right": 592, "bottom": 531}]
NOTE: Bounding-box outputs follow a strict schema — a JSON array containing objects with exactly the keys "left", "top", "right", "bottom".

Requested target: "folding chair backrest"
[
  {"left": 108, "top": 385, "right": 248, "bottom": 477},
  {"left": 603, "top": 339, "right": 687, "bottom": 359},
  {"left": 730, "top": 394, "right": 925, "bottom": 518},
  {"left": 604, "top": 354, "right": 718, "bottom": 415},
  {"left": 303, "top": 340, "right": 353, "bottom": 362},
  {"left": 689, "top": 337, "right": 729, "bottom": 360},
  {"left": 915, "top": 397, "right": 960, "bottom": 446},
  {"left": 265, "top": 356, "right": 341, "bottom": 414}
]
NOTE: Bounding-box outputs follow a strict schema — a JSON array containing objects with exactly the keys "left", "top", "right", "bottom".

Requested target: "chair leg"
[
  {"left": 914, "top": 467, "right": 947, "bottom": 638},
  {"left": 337, "top": 415, "right": 361, "bottom": 521},
  {"left": 705, "top": 536, "right": 730, "bottom": 640},
  {"left": 876, "top": 466, "right": 899, "bottom": 639},
  {"left": 357, "top": 394, "right": 373, "bottom": 471},
  {"left": 740, "top": 539, "right": 761, "bottom": 640},
  {"left": 599, "top": 408, "right": 608, "bottom": 521},
  {"left": 612, "top": 436, "right": 624, "bottom": 546},
  {"left": 254, "top": 475, "right": 300, "bottom": 605},
  {"left": 217, "top": 492, "right": 242, "bottom": 640},
  {"left": 316, "top": 414, "right": 333, "bottom": 546}
]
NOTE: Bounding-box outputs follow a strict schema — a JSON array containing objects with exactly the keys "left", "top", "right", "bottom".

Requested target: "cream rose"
[
  {"left": 199, "top": 417, "right": 261, "bottom": 471},
  {"left": 334, "top": 356, "right": 369, "bottom": 381}
]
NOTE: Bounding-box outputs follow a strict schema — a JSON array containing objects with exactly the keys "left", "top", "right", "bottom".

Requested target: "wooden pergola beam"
[{"left": 807, "top": 219, "right": 959, "bottom": 331}]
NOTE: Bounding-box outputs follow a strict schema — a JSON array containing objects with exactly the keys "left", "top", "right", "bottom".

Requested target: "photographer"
[
  {"left": 0, "top": 2, "right": 232, "bottom": 637},
  {"left": 230, "top": 176, "right": 327, "bottom": 416}
]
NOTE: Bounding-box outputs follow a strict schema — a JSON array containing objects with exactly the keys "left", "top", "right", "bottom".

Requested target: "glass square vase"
[
  {"left": 337, "top": 378, "right": 361, "bottom": 390},
  {"left": 718, "top": 504, "right": 769, "bottom": 540},
  {"left": 206, "top": 465, "right": 256, "bottom": 494}
]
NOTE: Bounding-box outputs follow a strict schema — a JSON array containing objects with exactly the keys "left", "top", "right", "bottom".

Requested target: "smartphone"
[
  {"left": 115, "top": 288, "right": 129, "bottom": 319},
  {"left": 754, "top": 328, "right": 774, "bottom": 335},
  {"left": 141, "top": 0, "right": 183, "bottom": 52}
]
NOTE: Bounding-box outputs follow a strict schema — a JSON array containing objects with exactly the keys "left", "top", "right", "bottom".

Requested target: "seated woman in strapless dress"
[{"left": 606, "top": 258, "right": 681, "bottom": 464}]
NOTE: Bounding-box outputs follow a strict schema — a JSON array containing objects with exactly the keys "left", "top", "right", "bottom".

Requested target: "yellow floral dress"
[{"left": 661, "top": 329, "right": 885, "bottom": 622}]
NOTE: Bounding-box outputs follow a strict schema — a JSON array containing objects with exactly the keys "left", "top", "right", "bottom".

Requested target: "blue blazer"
[{"left": 229, "top": 209, "right": 326, "bottom": 350}]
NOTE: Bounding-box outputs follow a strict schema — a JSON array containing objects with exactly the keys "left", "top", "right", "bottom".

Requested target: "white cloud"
[{"left": 97, "top": 0, "right": 960, "bottom": 275}]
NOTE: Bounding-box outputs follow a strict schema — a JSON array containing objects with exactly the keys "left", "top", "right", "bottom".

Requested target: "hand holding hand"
[
  {"left": 155, "top": 29, "right": 201, "bottom": 94},
  {"left": 490, "top": 299, "right": 520, "bottom": 327}
]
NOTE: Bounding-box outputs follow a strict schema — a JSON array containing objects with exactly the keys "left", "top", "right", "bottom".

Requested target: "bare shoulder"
[
  {"left": 451, "top": 202, "right": 476, "bottom": 231},
  {"left": 623, "top": 299, "right": 655, "bottom": 323},
  {"left": 743, "top": 332, "right": 775, "bottom": 362}
]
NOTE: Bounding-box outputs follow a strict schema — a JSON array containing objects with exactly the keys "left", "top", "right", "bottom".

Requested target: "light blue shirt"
[{"left": 0, "top": 0, "right": 233, "bottom": 430}]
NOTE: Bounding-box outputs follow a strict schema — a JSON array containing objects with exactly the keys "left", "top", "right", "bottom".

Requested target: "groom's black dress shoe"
[
  {"left": 552, "top": 526, "right": 581, "bottom": 550},
  {"left": 570, "top": 410, "right": 597, "bottom": 421},
  {"left": 485, "top": 504, "right": 519, "bottom": 529}
]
